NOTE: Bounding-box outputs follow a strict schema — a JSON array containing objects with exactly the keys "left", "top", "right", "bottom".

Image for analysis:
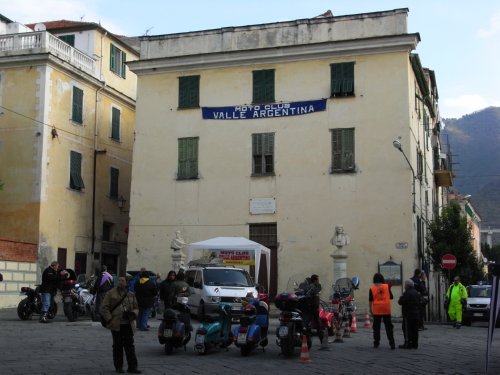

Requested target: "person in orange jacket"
[{"left": 369, "top": 273, "right": 395, "bottom": 349}]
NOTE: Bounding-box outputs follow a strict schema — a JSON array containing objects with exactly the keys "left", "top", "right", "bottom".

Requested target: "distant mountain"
[{"left": 442, "top": 107, "right": 500, "bottom": 243}]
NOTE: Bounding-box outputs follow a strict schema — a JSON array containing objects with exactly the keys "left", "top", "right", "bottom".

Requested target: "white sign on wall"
[{"left": 249, "top": 198, "right": 276, "bottom": 214}]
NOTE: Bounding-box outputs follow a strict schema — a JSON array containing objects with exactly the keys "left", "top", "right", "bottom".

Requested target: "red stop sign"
[{"left": 441, "top": 254, "right": 457, "bottom": 269}]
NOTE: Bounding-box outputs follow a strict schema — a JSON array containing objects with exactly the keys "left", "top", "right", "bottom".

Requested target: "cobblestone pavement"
[{"left": 1, "top": 308, "right": 500, "bottom": 375}]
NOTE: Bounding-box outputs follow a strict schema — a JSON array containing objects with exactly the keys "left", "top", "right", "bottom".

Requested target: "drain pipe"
[{"left": 91, "top": 83, "right": 106, "bottom": 276}]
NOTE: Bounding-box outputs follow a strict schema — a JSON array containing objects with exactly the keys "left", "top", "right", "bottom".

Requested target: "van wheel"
[{"left": 197, "top": 302, "right": 205, "bottom": 321}]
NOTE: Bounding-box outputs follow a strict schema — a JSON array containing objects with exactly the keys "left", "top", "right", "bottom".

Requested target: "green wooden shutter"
[
  {"left": 342, "top": 128, "right": 355, "bottom": 170},
  {"left": 111, "top": 107, "right": 120, "bottom": 140},
  {"left": 72, "top": 87, "right": 83, "bottom": 124},
  {"left": 121, "top": 51, "right": 126, "bottom": 78},
  {"left": 59, "top": 34, "right": 75, "bottom": 46},
  {"left": 70, "top": 151, "right": 84, "bottom": 190},
  {"left": 342, "top": 63, "right": 354, "bottom": 95},
  {"left": 253, "top": 70, "right": 274, "bottom": 103},
  {"left": 178, "top": 138, "right": 198, "bottom": 179},
  {"left": 179, "top": 76, "right": 200, "bottom": 108},
  {"left": 110, "top": 44, "right": 116, "bottom": 72},
  {"left": 331, "top": 129, "right": 342, "bottom": 170}
]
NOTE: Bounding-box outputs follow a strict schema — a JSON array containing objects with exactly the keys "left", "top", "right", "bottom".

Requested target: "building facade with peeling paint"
[{"left": 0, "top": 16, "right": 137, "bottom": 307}]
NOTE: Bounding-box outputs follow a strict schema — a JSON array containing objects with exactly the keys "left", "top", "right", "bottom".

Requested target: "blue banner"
[{"left": 202, "top": 98, "right": 327, "bottom": 120}]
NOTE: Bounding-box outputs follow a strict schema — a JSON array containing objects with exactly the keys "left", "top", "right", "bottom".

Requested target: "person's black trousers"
[
  {"left": 373, "top": 314, "right": 395, "bottom": 347},
  {"left": 111, "top": 324, "right": 138, "bottom": 370}
]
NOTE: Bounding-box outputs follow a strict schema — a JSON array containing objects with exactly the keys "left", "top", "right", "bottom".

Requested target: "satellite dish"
[{"left": 34, "top": 23, "right": 46, "bottom": 31}]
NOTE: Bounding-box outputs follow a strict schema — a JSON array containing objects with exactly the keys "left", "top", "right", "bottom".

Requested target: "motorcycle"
[
  {"left": 275, "top": 276, "right": 314, "bottom": 357},
  {"left": 194, "top": 298, "right": 233, "bottom": 354},
  {"left": 330, "top": 277, "right": 358, "bottom": 338},
  {"left": 17, "top": 285, "right": 57, "bottom": 320},
  {"left": 158, "top": 296, "right": 192, "bottom": 354},
  {"left": 233, "top": 297, "right": 269, "bottom": 356},
  {"left": 59, "top": 277, "right": 96, "bottom": 322}
]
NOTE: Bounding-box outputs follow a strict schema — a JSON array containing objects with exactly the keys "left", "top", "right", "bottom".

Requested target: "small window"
[
  {"left": 178, "top": 137, "right": 199, "bottom": 180},
  {"left": 331, "top": 62, "right": 355, "bottom": 97},
  {"left": 111, "top": 107, "right": 120, "bottom": 141},
  {"left": 110, "top": 44, "right": 126, "bottom": 78},
  {"left": 178, "top": 76, "right": 200, "bottom": 109},
  {"left": 69, "top": 150, "right": 85, "bottom": 191},
  {"left": 253, "top": 69, "right": 275, "bottom": 103},
  {"left": 417, "top": 150, "right": 423, "bottom": 179},
  {"left": 110, "top": 167, "right": 119, "bottom": 199},
  {"left": 72, "top": 86, "right": 83, "bottom": 124},
  {"left": 252, "top": 133, "right": 274, "bottom": 176},
  {"left": 331, "top": 128, "right": 355, "bottom": 172},
  {"left": 58, "top": 34, "right": 75, "bottom": 47}
]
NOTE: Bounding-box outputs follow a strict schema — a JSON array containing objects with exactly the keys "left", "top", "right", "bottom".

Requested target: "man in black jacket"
[
  {"left": 39, "top": 261, "right": 64, "bottom": 323},
  {"left": 398, "top": 279, "right": 420, "bottom": 349},
  {"left": 134, "top": 271, "right": 157, "bottom": 331}
]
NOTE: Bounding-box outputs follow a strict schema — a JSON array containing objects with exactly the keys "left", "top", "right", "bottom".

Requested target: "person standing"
[
  {"left": 101, "top": 276, "right": 141, "bottom": 374},
  {"left": 159, "top": 270, "right": 177, "bottom": 310},
  {"left": 39, "top": 261, "right": 64, "bottom": 323},
  {"left": 369, "top": 273, "right": 395, "bottom": 349},
  {"left": 134, "top": 270, "right": 157, "bottom": 331},
  {"left": 445, "top": 276, "right": 468, "bottom": 329},
  {"left": 410, "top": 269, "right": 428, "bottom": 330},
  {"left": 93, "top": 265, "right": 114, "bottom": 321},
  {"left": 398, "top": 279, "right": 420, "bottom": 349}
]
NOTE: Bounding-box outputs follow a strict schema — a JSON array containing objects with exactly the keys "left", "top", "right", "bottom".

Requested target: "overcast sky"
[{"left": 2, "top": 0, "right": 499, "bottom": 119}]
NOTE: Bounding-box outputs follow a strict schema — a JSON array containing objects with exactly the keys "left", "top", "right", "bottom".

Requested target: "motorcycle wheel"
[
  {"left": 47, "top": 302, "right": 58, "bottom": 319},
  {"left": 63, "top": 302, "right": 77, "bottom": 322},
  {"left": 280, "top": 338, "right": 294, "bottom": 357},
  {"left": 164, "top": 342, "right": 174, "bottom": 355},
  {"left": 17, "top": 298, "right": 33, "bottom": 320}
]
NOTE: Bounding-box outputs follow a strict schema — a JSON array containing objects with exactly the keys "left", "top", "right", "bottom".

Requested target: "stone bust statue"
[
  {"left": 331, "top": 224, "right": 350, "bottom": 249},
  {"left": 170, "top": 230, "right": 186, "bottom": 252}
]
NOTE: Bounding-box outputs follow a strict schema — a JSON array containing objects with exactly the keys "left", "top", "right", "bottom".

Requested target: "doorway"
[{"left": 249, "top": 223, "right": 277, "bottom": 300}]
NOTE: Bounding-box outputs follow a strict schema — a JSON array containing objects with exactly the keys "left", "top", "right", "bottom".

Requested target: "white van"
[{"left": 184, "top": 265, "right": 257, "bottom": 319}]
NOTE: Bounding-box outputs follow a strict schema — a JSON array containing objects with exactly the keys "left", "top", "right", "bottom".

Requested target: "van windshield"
[
  {"left": 469, "top": 286, "right": 491, "bottom": 298},
  {"left": 203, "top": 269, "right": 254, "bottom": 287}
]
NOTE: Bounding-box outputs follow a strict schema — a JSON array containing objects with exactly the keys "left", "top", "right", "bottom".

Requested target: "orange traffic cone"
[
  {"left": 350, "top": 313, "right": 358, "bottom": 332},
  {"left": 299, "top": 335, "right": 312, "bottom": 363},
  {"left": 363, "top": 310, "right": 372, "bottom": 328}
]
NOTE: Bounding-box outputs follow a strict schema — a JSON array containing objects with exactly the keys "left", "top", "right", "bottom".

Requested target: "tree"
[{"left": 427, "top": 201, "right": 483, "bottom": 285}]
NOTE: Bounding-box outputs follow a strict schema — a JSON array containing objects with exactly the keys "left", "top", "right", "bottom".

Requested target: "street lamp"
[{"left": 393, "top": 138, "right": 416, "bottom": 213}]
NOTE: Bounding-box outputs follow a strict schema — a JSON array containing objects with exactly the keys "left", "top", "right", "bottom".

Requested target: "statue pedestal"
[
  {"left": 171, "top": 251, "right": 186, "bottom": 272},
  {"left": 331, "top": 249, "right": 348, "bottom": 283}
]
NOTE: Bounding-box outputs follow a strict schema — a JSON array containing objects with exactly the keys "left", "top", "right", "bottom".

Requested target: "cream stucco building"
[
  {"left": 0, "top": 16, "right": 137, "bottom": 307},
  {"left": 128, "top": 9, "right": 453, "bottom": 316}
]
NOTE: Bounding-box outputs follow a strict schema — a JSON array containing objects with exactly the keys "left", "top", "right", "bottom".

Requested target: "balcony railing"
[{"left": 0, "top": 31, "right": 96, "bottom": 77}]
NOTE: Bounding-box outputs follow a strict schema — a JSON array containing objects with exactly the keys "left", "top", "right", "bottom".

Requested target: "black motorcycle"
[
  {"left": 17, "top": 285, "right": 57, "bottom": 320},
  {"left": 275, "top": 277, "right": 314, "bottom": 357},
  {"left": 158, "top": 296, "right": 192, "bottom": 355}
]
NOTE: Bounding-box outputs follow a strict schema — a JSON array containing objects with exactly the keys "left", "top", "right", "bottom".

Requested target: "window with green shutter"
[
  {"left": 59, "top": 34, "right": 75, "bottom": 47},
  {"left": 69, "top": 151, "right": 85, "bottom": 190},
  {"left": 330, "top": 62, "right": 355, "bottom": 97},
  {"left": 110, "top": 44, "right": 126, "bottom": 78},
  {"left": 331, "top": 128, "right": 355, "bottom": 172},
  {"left": 178, "top": 76, "right": 200, "bottom": 109},
  {"left": 110, "top": 167, "right": 119, "bottom": 198},
  {"left": 178, "top": 137, "right": 199, "bottom": 180},
  {"left": 111, "top": 107, "right": 120, "bottom": 141},
  {"left": 252, "top": 133, "right": 274, "bottom": 176},
  {"left": 72, "top": 86, "right": 83, "bottom": 124},
  {"left": 253, "top": 70, "right": 275, "bottom": 103}
]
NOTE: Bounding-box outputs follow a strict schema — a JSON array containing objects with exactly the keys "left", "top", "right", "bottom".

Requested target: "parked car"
[
  {"left": 184, "top": 263, "right": 258, "bottom": 320},
  {"left": 463, "top": 284, "right": 495, "bottom": 326}
]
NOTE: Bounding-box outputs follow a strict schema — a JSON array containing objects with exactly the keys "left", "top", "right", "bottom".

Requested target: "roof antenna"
[
  {"left": 80, "top": 15, "right": 85, "bottom": 21},
  {"left": 143, "top": 27, "right": 153, "bottom": 36}
]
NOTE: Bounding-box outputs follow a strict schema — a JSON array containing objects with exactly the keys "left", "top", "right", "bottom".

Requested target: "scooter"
[
  {"left": 233, "top": 298, "right": 269, "bottom": 356},
  {"left": 158, "top": 296, "right": 192, "bottom": 354},
  {"left": 330, "top": 277, "right": 358, "bottom": 337},
  {"left": 275, "top": 276, "right": 313, "bottom": 357},
  {"left": 17, "top": 285, "right": 57, "bottom": 320},
  {"left": 59, "top": 278, "right": 96, "bottom": 322},
  {"left": 194, "top": 301, "right": 233, "bottom": 354}
]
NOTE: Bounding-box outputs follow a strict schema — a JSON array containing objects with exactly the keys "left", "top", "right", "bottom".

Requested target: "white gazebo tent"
[{"left": 186, "top": 237, "right": 271, "bottom": 290}]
